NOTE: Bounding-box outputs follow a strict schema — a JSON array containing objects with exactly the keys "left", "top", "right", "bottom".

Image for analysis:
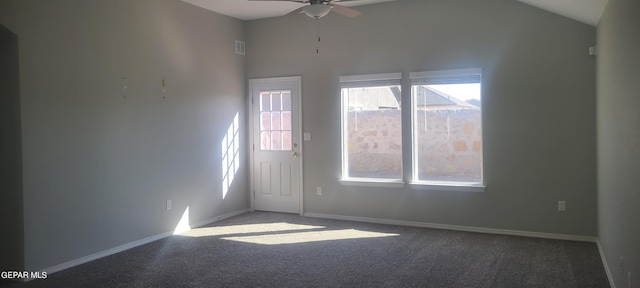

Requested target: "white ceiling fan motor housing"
[{"left": 302, "top": 4, "right": 332, "bottom": 19}]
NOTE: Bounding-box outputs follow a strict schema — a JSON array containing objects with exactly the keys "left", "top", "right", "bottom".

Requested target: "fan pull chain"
[{"left": 315, "top": 19, "right": 320, "bottom": 54}]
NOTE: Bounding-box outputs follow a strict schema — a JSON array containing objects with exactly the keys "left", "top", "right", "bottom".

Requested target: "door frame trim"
[{"left": 248, "top": 76, "right": 303, "bottom": 215}]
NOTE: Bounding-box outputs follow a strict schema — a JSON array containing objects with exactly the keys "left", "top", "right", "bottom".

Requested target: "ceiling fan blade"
[
  {"left": 248, "top": 0, "right": 307, "bottom": 2},
  {"left": 285, "top": 7, "right": 305, "bottom": 17},
  {"left": 331, "top": 4, "right": 361, "bottom": 17}
]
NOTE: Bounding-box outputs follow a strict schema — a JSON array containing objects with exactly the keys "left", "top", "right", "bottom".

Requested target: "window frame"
[
  {"left": 337, "top": 69, "right": 486, "bottom": 192},
  {"left": 409, "top": 68, "right": 485, "bottom": 191},
  {"left": 339, "top": 73, "right": 404, "bottom": 186},
  {"left": 258, "top": 90, "right": 293, "bottom": 151}
]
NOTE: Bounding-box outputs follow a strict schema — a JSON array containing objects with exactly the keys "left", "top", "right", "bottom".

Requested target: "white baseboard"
[
  {"left": 596, "top": 239, "right": 616, "bottom": 288},
  {"left": 303, "top": 212, "right": 597, "bottom": 243},
  {"left": 43, "top": 231, "right": 172, "bottom": 276},
  {"left": 42, "top": 208, "right": 249, "bottom": 277}
]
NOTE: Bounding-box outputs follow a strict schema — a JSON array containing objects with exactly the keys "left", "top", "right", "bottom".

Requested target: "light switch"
[{"left": 303, "top": 133, "right": 312, "bottom": 141}]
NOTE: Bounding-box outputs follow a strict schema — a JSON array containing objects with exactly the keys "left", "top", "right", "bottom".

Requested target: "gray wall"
[
  {"left": 0, "top": 24, "right": 24, "bottom": 272},
  {"left": 0, "top": 0, "right": 249, "bottom": 271},
  {"left": 247, "top": 0, "right": 597, "bottom": 236},
  {"left": 597, "top": 0, "right": 640, "bottom": 286}
]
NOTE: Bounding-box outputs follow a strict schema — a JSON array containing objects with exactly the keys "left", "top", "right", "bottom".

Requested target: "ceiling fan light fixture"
[{"left": 302, "top": 4, "right": 332, "bottom": 19}]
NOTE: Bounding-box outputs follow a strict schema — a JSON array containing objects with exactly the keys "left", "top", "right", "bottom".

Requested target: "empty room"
[{"left": 1, "top": 0, "right": 638, "bottom": 287}]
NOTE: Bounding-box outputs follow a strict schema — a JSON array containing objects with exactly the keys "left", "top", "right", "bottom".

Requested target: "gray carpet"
[{"left": 3, "top": 211, "right": 610, "bottom": 288}]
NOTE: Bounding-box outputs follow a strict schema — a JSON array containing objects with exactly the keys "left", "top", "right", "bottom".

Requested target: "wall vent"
[{"left": 235, "top": 40, "right": 246, "bottom": 55}]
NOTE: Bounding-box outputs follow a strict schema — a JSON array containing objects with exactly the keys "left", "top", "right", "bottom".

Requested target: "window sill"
[
  {"left": 339, "top": 178, "right": 405, "bottom": 188},
  {"left": 409, "top": 182, "right": 486, "bottom": 192}
]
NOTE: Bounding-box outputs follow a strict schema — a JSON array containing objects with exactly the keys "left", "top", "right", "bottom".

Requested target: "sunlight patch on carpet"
[
  {"left": 179, "top": 222, "right": 325, "bottom": 237},
  {"left": 221, "top": 229, "right": 399, "bottom": 245}
]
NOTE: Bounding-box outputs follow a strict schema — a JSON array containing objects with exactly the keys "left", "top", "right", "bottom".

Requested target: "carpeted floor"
[{"left": 2, "top": 211, "right": 610, "bottom": 288}]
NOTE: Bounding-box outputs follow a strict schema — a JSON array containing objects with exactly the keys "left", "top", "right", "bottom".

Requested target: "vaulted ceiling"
[
  {"left": 182, "top": 0, "right": 608, "bottom": 26},
  {"left": 516, "top": 0, "right": 608, "bottom": 26}
]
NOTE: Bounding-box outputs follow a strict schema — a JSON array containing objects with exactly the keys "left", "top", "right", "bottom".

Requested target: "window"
[
  {"left": 340, "top": 73, "right": 402, "bottom": 182},
  {"left": 410, "top": 69, "right": 483, "bottom": 186},
  {"left": 260, "top": 90, "right": 292, "bottom": 151}
]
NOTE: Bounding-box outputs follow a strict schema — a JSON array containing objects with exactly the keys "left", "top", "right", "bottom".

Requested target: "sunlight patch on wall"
[
  {"left": 221, "top": 112, "right": 241, "bottom": 199},
  {"left": 173, "top": 206, "right": 191, "bottom": 235}
]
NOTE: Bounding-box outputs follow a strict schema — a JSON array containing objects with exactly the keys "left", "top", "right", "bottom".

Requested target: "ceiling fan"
[{"left": 248, "top": 0, "right": 363, "bottom": 19}]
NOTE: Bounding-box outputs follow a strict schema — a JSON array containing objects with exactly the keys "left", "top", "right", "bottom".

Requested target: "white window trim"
[
  {"left": 339, "top": 178, "right": 405, "bottom": 188},
  {"left": 340, "top": 72, "right": 402, "bottom": 83},
  {"left": 409, "top": 68, "right": 482, "bottom": 80},
  {"left": 409, "top": 182, "right": 486, "bottom": 192},
  {"left": 340, "top": 72, "right": 402, "bottom": 183},
  {"left": 410, "top": 68, "right": 484, "bottom": 190}
]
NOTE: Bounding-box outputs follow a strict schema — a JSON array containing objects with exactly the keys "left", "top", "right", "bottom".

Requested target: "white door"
[{"left": 250, "top": 77, "right": 302, "bottom": 214}]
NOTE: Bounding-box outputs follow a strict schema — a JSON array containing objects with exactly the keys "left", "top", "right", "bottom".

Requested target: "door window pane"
[
  {"left": 272, "top": 131, "right": 282, "bottom": 150},
  {"left": 271, "top": 92, "right": 282, "bottom": 111},
  {"left": 282, "top": 91, "right": 291, "bottom": 110},
  {"left": 260, "top": 112, "right": 271, "bottom": 130},
  {"left": 272, "top": 112, "right": 282, "bottom": 130},
  {"left": 260, "top": 131, "right": 271, "bottom": 150},
  {"left": 260, "top": 93, "right": 271, "bottom": 112},
  {"left": 281, "top": 111, "right": 291, "bottom": 130}
]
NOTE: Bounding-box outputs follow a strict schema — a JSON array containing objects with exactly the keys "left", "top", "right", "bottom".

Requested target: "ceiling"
[
  {"left": 516, "top": 0, "right": 608, "bottom": 26},
  {"left": 182, "top": 0, "right": 608, "bottom": 26}
]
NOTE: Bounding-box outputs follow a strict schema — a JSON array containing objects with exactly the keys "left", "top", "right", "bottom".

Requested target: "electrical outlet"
[
  {"left": 317, "top": 187, "right": 322, "bottom": 196},
  {"left": 166, "top": 200, "right": 172, "bottom": 210},
  {"left": 558, "top": 201, "right": 566, "bottom": 211}
]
